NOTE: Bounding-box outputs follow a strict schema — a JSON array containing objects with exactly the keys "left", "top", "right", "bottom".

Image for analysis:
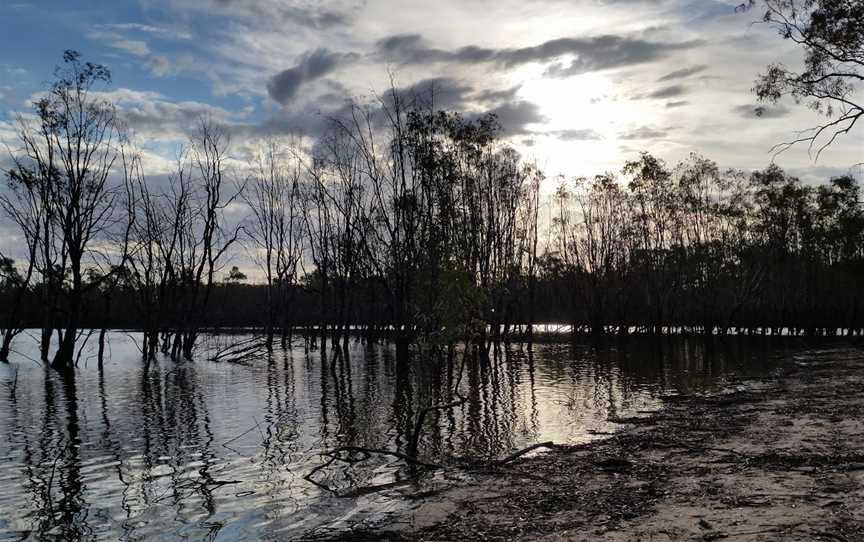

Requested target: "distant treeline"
[{"left": 1, "top": 52, "right": 863, "bottom": 367}]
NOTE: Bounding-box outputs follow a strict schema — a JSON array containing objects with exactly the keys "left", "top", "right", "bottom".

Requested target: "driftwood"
[{"left": 407, "top": 397, "right": 467, "bottom": 458}]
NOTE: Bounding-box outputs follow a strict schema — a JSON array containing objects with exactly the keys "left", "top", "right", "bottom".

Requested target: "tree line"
[{"left": 1, "top": 48, "right": 863, "bottom": 370}]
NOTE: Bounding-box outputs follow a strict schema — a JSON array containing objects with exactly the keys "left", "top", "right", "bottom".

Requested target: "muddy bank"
[{"left": 303, "top": 347, "right": 864, "bottom": 541}]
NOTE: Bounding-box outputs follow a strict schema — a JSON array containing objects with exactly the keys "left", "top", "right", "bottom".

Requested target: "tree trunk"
[
  {"left": 0, "top": 333, "right": 11, "bottom": 362},
  {"left": 97, "top": 327, "right": 108, "bottom": 368}
]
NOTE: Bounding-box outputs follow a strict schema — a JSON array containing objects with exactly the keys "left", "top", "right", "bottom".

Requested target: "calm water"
[{"left": 0, "top": 333, "right": 789, "bottom": 541}]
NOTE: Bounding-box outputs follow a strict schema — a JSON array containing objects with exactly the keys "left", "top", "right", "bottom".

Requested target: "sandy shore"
[{"left": 304, "top": 346, "right": 864, "bottom": 541}]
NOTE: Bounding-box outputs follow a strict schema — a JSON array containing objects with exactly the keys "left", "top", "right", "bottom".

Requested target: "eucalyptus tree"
[
  {"left": 123, "top": 148, "right": 165, "bottom": 361},
  {"left": 751, "top": 0, "right": 864, "bottom": 155},
  {"left": 0, "top": 258, "right": 32, "bottom": 361},
  {"left": 673, "top": 154, "right": 763, "bottom": 334},
  {"left": 5, "top": 51, "right": 126, "bottom": 369},
  {"left": 553, "top": 174, "right": 632, "bottom": 335},
  {"left": 514, "top": 163, "right": 543, "bottom": 341},
  {"left": 323, "top": 91, "right": 429, "bottom": 349}
]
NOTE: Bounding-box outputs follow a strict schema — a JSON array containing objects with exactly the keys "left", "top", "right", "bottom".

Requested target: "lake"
[{"left": 0, "top": 333, "right": 790, "bottom": 541}]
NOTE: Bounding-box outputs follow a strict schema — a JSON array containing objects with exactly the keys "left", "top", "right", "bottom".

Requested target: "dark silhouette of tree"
[
  {"left": 750, "top": 0, "right": 864, "bottom": 156},
  {"left": 4, "top": 50, "right": 125, "bottom": 370}
]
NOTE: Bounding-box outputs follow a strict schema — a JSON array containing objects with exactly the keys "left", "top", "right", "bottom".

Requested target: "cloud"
[
  {"left": 146, "top": 56, "right": 174, "bottom": 77},
  {"left": 377, "top": 33, "right": 703, "bottom": 76},
  {"left": 97, "top": 89, "right": 243, "bottom": 140},
  {"left": 267, "top": 49, "right": 354, "bottom": 105},
  {"left": 378, "top": 77, "right": 542, "bottom": 136},
  {"left": 472, "top": 85, "right": 522, "bottom": 105},
  {"left": 647, "top": 85, "right": 688, "bottom": 99},
  {"left": 732, "top": 103, "right": 790, "bottom": 119},
  {"left": 89, "top": 27, "right": 152, "bottom": 57},
  {"left": 385, "top": 77, "right": 476, "bottom": 111},
  {"left": 98, "top": 23, "right": 192, "bottom": 40},
  {"left": 88, "top": 24, "right": 192, "bottom": 77},
  {"left": 200, "top": 0, "right": 360, "bottom": 29},
  {"left": 486, "top": 100, "right": 546, "bottom": 136},
  {"left": 657, "top": 64, "right": 708, "bottom": 82},
  {"left": 618, "top": 125, "right": 668, "bottom": 140},
  {"left": 549, "top": 129, "right": 603, "bottom": 141}
]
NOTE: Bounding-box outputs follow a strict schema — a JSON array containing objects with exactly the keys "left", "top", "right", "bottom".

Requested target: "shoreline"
[{"left": 305, "top": 346, "right": 864, "bottom": 541}]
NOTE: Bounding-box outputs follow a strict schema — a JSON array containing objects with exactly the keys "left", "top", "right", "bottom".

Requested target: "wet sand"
[{"left": 306, "top": 346, "right": 864, "bottom": 541}]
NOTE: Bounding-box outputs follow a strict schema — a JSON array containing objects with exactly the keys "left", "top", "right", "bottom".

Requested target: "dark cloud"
[
  {"left": 618, "top": 126, "right": 668, "bottom": 140},
  {"left": 486, "top": 101, "right": 546, "bottom": 136},
  {"left": 657, "top": 64, "right": 708, "bottom": 82},
  {"left": 394, "top": 77, "right": 475, "bottom": 110},
  {"left": 376, "top": 34, "right": 495, "bottom": 64},
  {"left": 647, "top": 85, "right": 688, "bottom": 99},
  {"left": 376, "top": 34, "right": 425, "bottom": 54},
  {"left": 382, "top": 78, "right": 542, "bottom": 136},
  {"left": 473, "top": 85, "right": 522, "bottom": 104},
  {"left": 257, "top": 77, "right": 476, "bottom": 140},
  {"left": 732, "top": 103, "right": 790, "bottom": 119},
  {"left": 239, "top": 109, "right": 332, "bottom": 140},
  {"left": 665, "top": 100, "right": 689, "bottom": 108},
  {"left": 210, "top": 0, "right": 352, "bottom": 29},
  {"left": 267, "top": 49, "right": 354, "bottom": 105},
  {"left": 377, "top": 33, "right": 703, "bottom": 75}
]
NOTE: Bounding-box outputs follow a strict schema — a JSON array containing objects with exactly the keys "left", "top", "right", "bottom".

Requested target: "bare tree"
[
  {"left": 302, "top": 122, "right": 369, "bottom": 349},
  {"left": 172, "top": 120, "right": 243, "bottom": 360},
  {"left": 243, "top": 138, "right": 304, "bottom": 349}
]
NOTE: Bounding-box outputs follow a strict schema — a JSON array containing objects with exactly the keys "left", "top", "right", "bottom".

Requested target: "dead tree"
[{"left": 243, "top": 138, "right": 304, "bottom": 349}]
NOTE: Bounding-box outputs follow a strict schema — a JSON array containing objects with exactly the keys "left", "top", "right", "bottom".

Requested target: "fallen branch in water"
[
  {"left": 303, "top": 349, "right": 561, "bottom": 497},
  {"left": 304, "top": 350, "right": 470, "bottom": 494},
  {"left": 407, "top": 396, "right": 467, "bottom": 458},
  {"left": 209, "top": 336, "right": 270, "bottom": 364},
  {"left": 407, "top": 348, "right": 470, "bottom": 457},
  {"left": 303, "top": 445, "right": 445, "bottom": 494}
]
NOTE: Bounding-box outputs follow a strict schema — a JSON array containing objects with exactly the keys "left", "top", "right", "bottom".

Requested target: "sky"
[{"left": 0, "top": 0, "right": 861, "bottom": 271}]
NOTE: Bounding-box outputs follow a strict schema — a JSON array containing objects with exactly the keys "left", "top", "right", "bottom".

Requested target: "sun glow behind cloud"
[{"left": 515, "top": 67, "right": 643, "bottom": 179}]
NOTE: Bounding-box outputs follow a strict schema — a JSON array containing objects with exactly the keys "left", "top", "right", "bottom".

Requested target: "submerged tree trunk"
[{"left": 0, "top": 334, "right": 11, "bottom": 362}]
